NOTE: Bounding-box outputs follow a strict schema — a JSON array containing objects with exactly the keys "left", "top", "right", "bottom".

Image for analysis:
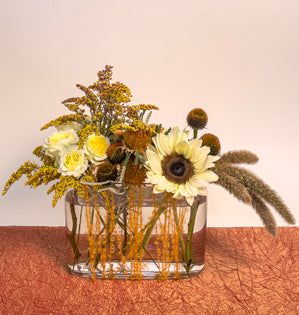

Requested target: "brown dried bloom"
[
  {"left": 96, "top": 162, "right": 118, "bottom": 182},
  {"left": 106, "top": 142, "right": 126, "bottom": 165},
  {"left": 123, "top": 156, "right": 146, "bottom": 186},
  {"left": 201, "top": 133, "right": 221, "bottom": 155},
  {"left": 187, "top": 108, "right": 208, "bottom": 129},
  {"left": 123, "top": 130, "right": 152, "bottom": 151}
]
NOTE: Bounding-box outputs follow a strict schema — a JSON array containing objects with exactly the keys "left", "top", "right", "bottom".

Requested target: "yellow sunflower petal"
[
  {"left": 186, "top": 196, "right": 195, "bottom": 206},
  {"left": 198, "top": 170, "right": 219, "bottom": 182},
  {"left": 146, "top": 150, "right": 162, "bottom": 175},
  {"left": 165, "top": 180, "right": 178, "bottom": 193},
  {"left": 170, "top": 127, "right": 189, "bottom": 149},
  {"left": 197, "top": 187, "right": 208, "bottom": 196},
  {"left": 155, "top": 133, "right": 173, "bottom": 156},
  {"left": 190, "top": 146, "right": 210, "bottom": 163},
  {"left": 189, "top": 174, "right": 208, "bottom": 187},
  {"left": 175, "top": 140, "right": 191, "bottom": 159},
  {"left": 156, "top": 176, "right": 167, "bottom": 191}
]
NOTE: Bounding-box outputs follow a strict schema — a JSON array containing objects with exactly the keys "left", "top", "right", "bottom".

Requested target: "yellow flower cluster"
[
  {"left": 47, "top": 176, "right": 85, "bottom": 207},
  {"left": 2, "top": 65, "right": 160, "bottom": 207},
  {"left": 77, "top": 124, "right": 98, "bottom": 149},
  {"left": 32, "top": 145, "right": 54, "bottom": 165},
  {"left": 25, "top": 165, "right": 59, "bottom": 188},
  {"left": 129, "top": 104, "right": 159, "bottom": 111},
  {"left": 2, "top": 161, "right": 39, "bottom": 195}
]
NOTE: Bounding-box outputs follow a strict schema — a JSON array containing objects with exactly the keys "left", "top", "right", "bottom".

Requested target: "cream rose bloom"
[
  {"left": 57, "top": 122, "right": 83, "bottom": 132},
  {"left": 83, "top": 134, "right": 110, "bottom": 165},
  {"left": 58, "top": 145, "right": 88, "bottom": 177},
  {"left": 44, "top": 129, "right": 78, "bottom": 157}
]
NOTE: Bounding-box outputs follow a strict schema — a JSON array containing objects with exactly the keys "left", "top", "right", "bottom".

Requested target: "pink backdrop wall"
[{"left": 0, "top": 0, "right": 298, "bottom": 227}]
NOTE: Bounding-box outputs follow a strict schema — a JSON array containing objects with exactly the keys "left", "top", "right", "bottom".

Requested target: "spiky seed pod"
[
  {"left": 96, "top": 162, "right": 118, "bottom": 182},
  {"left": 201, "top": 133, "right": 221, "bottom": 155},
  {"left": 122, "top": 156, "right": 147, "bottom": 186},
  {"left": 106, "top": 143, "right": 126, "bottom": 165},
  {"left": 217, "top": 150, "right": 259, "bottom": 165},
  {"left": 123, "top": 130, "right": 152, "bottom": 151},
  {"left": 187, "top": 108, "right": 208, "bottom": 129}
]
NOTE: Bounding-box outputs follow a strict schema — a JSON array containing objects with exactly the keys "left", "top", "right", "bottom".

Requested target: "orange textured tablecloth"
[{"left": 0, "top": 226, "right": 298, "bottom": 315}]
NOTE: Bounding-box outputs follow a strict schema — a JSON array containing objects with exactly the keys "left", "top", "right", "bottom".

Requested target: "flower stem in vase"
[
  {"left": 185, "top": 197, "right": 201, "bottom": 272},
  {"left": 172, "top": 202, "right": 186, "bottom": 260},
  {"left": 141, "top": 193, "right": 171, "bottom": 250},
  {"left": 68, "top": 202, "right": 81, "bottom": 264}
]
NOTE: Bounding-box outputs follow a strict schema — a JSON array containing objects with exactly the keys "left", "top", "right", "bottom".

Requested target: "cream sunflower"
[{"left": 145, "top": 127, "right": 219, "bottom": 205}]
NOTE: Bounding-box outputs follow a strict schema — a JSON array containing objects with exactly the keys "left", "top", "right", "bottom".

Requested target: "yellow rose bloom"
[{"left": 84, "top": 134, "right": 110, "bottom": 165}]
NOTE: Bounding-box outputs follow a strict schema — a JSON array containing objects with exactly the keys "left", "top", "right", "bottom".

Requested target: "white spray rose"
[
  {"left": 44, "top": 129, "right": 78, "bottom": 157},
  {"left": 57, "top": 122, "right": 83, "bottom": 132},
  {"left": 58, "top": 145, "right": 88, "bottom": 177}
]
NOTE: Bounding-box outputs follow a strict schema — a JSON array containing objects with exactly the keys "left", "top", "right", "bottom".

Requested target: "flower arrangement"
[{"left": 2, "top": 65, "right": 295, "bottom": 280}]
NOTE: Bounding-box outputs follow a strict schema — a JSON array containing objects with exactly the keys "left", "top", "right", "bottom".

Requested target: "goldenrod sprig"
[
  {"left": 32, "top": 146, "right": 54, "bottom": 165},
  {"left": 2, "top": 161, "right": 39, "bottom": 195},
  {"left": 25, "top": 165, "right": 60, "bottom": 188},
  {"left": 47, "top": 176, "right": 85, "bottom": 207},
  {"left": 77, "top": 124, "right": 98, "bottom": 148}
]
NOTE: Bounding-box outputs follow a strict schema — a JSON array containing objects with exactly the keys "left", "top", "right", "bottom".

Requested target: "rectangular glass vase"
[{"left": 65, "top": 184, "right": 207, "bottom": 280}]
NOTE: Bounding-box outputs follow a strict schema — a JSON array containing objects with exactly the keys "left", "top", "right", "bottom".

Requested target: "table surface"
[{"left": 0, "top": 226, "right": 298, "bottom": 315}]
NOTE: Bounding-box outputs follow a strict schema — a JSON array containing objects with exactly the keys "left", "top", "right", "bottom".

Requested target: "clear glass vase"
[{"left": 65, "top": 184, "right": 207, "bottom": 280}]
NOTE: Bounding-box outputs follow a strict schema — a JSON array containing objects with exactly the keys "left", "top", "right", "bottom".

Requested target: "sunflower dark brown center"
[{"left": 161, "top": 153, "right": 194, "bottom": 184}]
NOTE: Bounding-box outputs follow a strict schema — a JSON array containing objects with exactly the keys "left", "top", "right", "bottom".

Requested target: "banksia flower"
[
  {"left": 106, "top": 142, "right": 126, "bottom": 165},
  {"left": 187, "top": 108, "right": 208, "bottom": 130},
  {"left": 96, "top": 162, "right": 118, "bottom": 182},
  {"left": 201, "top": 133, "right": 221, "bottom": 155},
  {"left": 123, "top": 130, "right": 152, "bottom": 151},
  {"left": 122, "top": 155, "right": 146, "bottom": 185}
]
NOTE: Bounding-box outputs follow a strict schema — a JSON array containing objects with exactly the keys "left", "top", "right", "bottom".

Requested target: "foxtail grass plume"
[
  {"left": 217, "top": 150, "right": 259, "bottom": 165},
  {"left": 215, "top": 163, "right": 295, "bottom": 225},
  {"left": 213, "top": 168, "right": 251, "bottom": 204},
  {"left": 249, "top": 191, "right": 277, "bottom": 237}
]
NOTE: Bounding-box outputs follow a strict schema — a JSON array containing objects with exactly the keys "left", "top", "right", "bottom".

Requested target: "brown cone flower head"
[
  {"left": 96, "top": 162, "right": 118, "bottom": 182},
  {"left": 123, "top": 130, "right": 152, "bottom": 151},
  {"left": 123, "top": 156, "right": 147, "bottom": 186},
  {"left": 161, "top": 153, "right": 194, "bottom": 184},
  {"left": 201, "top": 133, "right": 221, "bottom": 155},
  {"left": 106, "top": 142, "right": 126, "bottom": 165},
  {"left": 187, "top": 108, "right": 208, "bottom": 129}
]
